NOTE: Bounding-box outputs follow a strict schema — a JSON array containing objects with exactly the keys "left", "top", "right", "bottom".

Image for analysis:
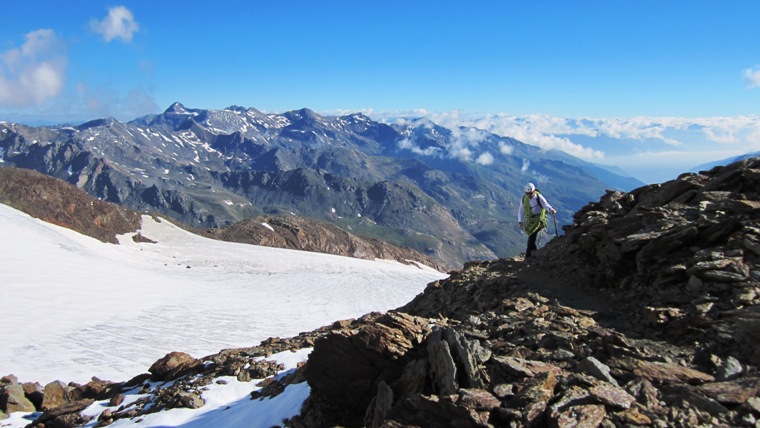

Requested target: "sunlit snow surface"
[{"left": 0, "top": 203, "right": 447, "bottom": 386}]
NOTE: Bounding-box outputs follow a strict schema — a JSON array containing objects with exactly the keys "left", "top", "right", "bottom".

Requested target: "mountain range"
[{"left": 0, "top": 103, "right": 644, "bottom": 269}]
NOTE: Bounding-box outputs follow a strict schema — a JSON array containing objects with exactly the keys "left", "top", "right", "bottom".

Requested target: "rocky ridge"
[
  {"left": 2, "top": 157, "right": 759, "bottom": 427},
  {"left": 0, "top": 165, "right": 141, "bottom": 244},
  {"left": 199, "top": 215, "right": 441, "bottom": 270}
]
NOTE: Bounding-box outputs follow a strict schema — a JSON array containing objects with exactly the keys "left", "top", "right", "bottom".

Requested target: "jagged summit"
[{"left": 164, "top": 101, "right": 190, "bottom": 114}]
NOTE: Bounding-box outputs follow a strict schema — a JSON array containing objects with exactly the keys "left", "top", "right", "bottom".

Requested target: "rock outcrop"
[
  {"left": 291, "top": 157, "right": 760, "bottom": 427},
  {"left": 534, "top": 156, "right": 760, "bottom": 364},
  {"left": 0, "top": 166, "right": 141, "bottom": 244}
]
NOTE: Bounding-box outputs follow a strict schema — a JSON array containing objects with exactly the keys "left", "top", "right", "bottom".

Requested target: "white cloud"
[
  {"left": 448, "top": 126, "right": 487, "bottom": 162},
  {"left": 427, "top": 111, "right": 606, "bottom": 160},
  {"left": 476, "top": 152, "right": 494, "bottom": 165},
  {"left": 450, "top": 146, "right": 473, "bottom": 162},
  {"left": 91, "top": 6, "right": 140, "bottom": 43},
  {"left": 397, "top": 138, "right": 440, "bottom": 156},
  {"left": 590, "top": 117, "right": 683, "bottom": 145},
  {"left": 743, "top": 66, "right": 760, "bottom": 89},
  {"left": 0, "top": 29, "right": 66, "bottom": 107},
  {"left": 498, "top": 141, "right": 514, "bottom": 155}
]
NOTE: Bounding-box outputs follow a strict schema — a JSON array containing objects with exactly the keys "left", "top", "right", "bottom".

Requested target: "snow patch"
[
  {"left": 74, "top": 349, "right": 313, "bottom": 428},
  {"left": 0, "top": 206, "right": 447, "bottom": 387}
]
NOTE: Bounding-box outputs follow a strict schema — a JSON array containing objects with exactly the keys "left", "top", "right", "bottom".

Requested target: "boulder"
[
  {"left": 148, "top": 351, "right": 201, "bottom": 381},
  {"left": 41, "top": 380, "right": 69, "bottom": 411},
  {"left": 302, "top": 312, "right": 430, "bottom": 426},
  {"left": 30, "top": 399, "right": 94, "bottom": 428},
  {"left": 0, "top": 383, "right": 36, "bottom": 413}
]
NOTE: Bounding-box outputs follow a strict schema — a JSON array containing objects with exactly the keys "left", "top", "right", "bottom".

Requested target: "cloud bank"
[{"left": 373, "top": 109, "right": 760, "bottom": 183}]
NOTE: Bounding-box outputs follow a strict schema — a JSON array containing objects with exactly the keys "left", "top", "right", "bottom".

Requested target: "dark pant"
[{"left": 525, "top": 230, "right": 539, "bottom": 258}]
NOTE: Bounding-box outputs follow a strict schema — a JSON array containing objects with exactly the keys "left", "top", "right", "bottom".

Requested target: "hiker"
[{"left": 517, "top": 182, "right": 556, "bottom": 258}]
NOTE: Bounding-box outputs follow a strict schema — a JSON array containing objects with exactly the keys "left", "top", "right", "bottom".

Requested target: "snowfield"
[{"left": 0, "top": 203, "right": 447, "bottom": 386}]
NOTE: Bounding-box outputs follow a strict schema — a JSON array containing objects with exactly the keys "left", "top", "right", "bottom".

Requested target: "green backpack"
[{"left": 522, "top": 190, "right": 548, "bottom": 235}]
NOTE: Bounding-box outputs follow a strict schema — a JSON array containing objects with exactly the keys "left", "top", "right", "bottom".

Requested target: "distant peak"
[
  {"left": 347, "top": 112, "right": 371, "bottom": 121},
  {"left": 225, "top": 105, "right": 265, "bottom": 116},
  {"left": 165, "top": 102, "right": 188, "bottom": 114},
  {"left": 285, "top": 108, "right": 321, "bottom": 122},
  {"left": 296, "top": 107, "right": 317, "bottom": 117}
]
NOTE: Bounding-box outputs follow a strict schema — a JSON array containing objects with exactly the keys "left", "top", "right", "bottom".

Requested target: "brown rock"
[
  {"left": 0, "top": 383, "right": 36, "bottom": 413},
  {"left": 625, "top": 378, "right": 661, "bottom": 410},
  {"left": 614, "top": 406, "right": 652, "bottom": 426},
  {"left": 589, "top": 383, "right": 635, "bottom": 409},
  {"left": 0, "top": 375, "right": 18, "bottom": 385},
  {"left": 177, "top": 391, "right": 204, "bottom": 409},
  {"left": 458, "top": 388, "right": 501, "bottom": 411},
  {"left": 148, "top": 351, "right": 201, "bottom": 381},
  {"left": 302, "top": 312, "right": 429, "bottom": 426},
  {"left": 22, "top": 382, "right": 44, "bottom": 410},
  {"left": 549, "top": 386, "right": 593, "bottom": 419},
  {"left": 79, "top": 377, "right": 114, "bottom": 400},
  {"left": 41, "top": 380, "right": 69, "bottom": 411},
  {"left": 31, "top": 399, "right": 94, "bottom": 427},
  {"left": 550, "top": 404, "right": 606, "bottom": 428},
  {"left": 523, "top": 399, "right": 550, "bottom": 426},
  {"left": 383, "top": 393, "right": 492, "bottom": 428},
  {"left": 513, "top": 371, "right": 558, "bottom": 405},
  {"left": 491, "top": 356, "right": 563, "bottom": 381},
  {"left": 108, "top": 394, "right": 125, "bottom": 407},
  {"left": 611, "top": 358, "right": 715, "bottom": 385},
  {"left": 698, "top": 377, "right": 760, "bottom": 404}
]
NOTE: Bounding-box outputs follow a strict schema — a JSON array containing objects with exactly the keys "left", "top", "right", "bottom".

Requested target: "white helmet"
[{"left": 524, "top": 183, "right": 536, "bottom": 193}]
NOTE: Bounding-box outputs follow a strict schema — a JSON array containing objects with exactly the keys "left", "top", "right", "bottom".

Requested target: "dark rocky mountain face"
[
  {"left": 0, "top": 103, "right": 642, "bottom": 269},
  {"left": 3, "top": 157, "right": 758, "bottom": 427}
]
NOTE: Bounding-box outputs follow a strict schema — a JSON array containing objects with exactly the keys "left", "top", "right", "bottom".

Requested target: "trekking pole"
[{"left": 552, "top": 213, "right": 559, "bottom": 237}]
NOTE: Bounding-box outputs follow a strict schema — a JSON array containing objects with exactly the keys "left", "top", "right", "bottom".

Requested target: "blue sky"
[{"left": 1, "top": 1, "right": 759, "bottom": 182}]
